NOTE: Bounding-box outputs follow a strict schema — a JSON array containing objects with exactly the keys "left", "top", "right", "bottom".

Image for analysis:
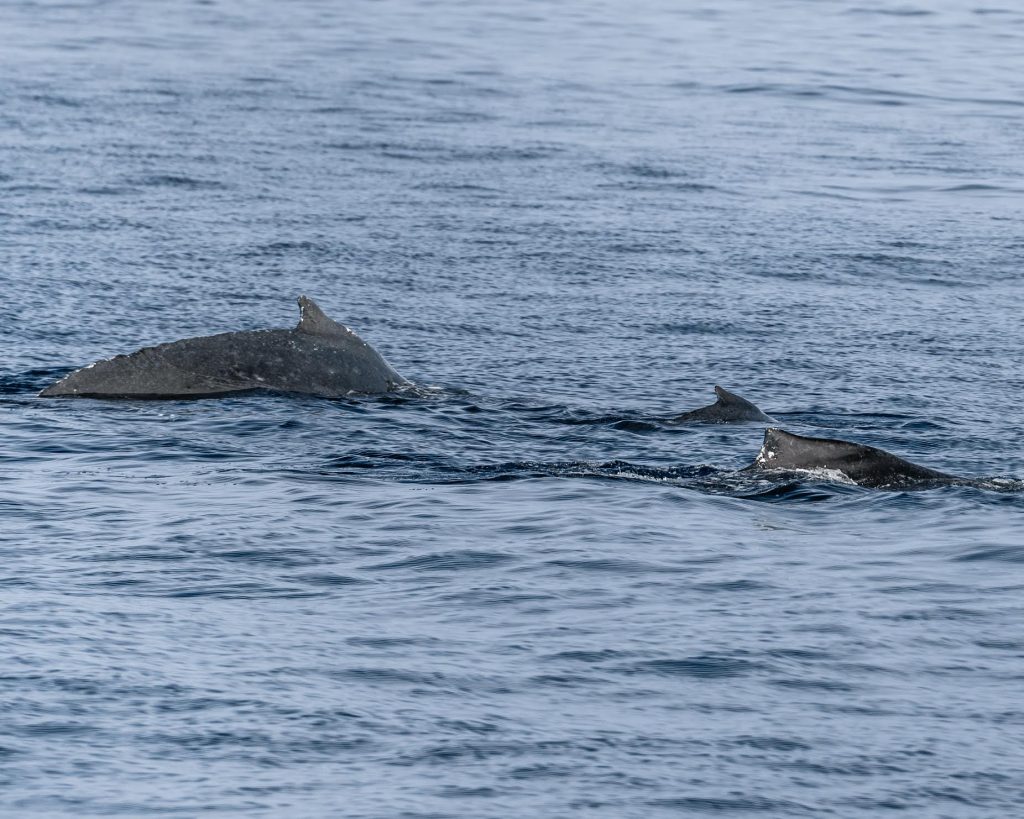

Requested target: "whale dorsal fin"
[
  {"left": 296, "top": 296, "right": 354, "bottom": 338},
  {"left": 759, "top": 427, "right": 866, "bottom": 466},
  {"left": 714, "top": 385, "right": 755, "bottom": 407}
]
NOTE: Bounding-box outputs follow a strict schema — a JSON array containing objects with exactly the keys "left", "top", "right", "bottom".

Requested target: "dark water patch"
[
  {"left": 527, "top": 673, "right": 604, "bottom": 688},
  {"left": 599, "top": 180, "right": 721, "bottom": 193},
  {"left": 868, "top": 606, "right": 990, "bottom": 622},
  {"left": 164, "top": 582, "right": 315, "bottom": 599},
  {"left": 611, "top": 419, "right": 660, "bottom": 432},
  {"left": 422, "top": 110, "right": 498, "bottom": 125},
  {"left": 647, "top": 320, "right": 746, "bottom": 336},
  {"left": 449, "top": 145, "right": 565, "bottom": 162},
  {"left": 16, "top": 722, "right": 93, "bottom": 737},
  {"left": 326, "top": 450, "right": 451, "bottom": 472},
  {"left": 846, "top": 6, "right": 935, "bottom": 15},
  {"left": 365, "top": 550, "right": 516, "bottom": 572},
  {"left": 718, "top": 80, "right": 1024, "bottom": 111},
  {"left": 132, "top": 174, "right": 228, "bottom": 190},
  {"left": 292, "top": 572, "right": 368, "bottom": 587},
  {"left": 506, "top": 763, "right": 574, "bottom": 780},
  {"left": 412, "top": 182, "right": 501, "bottom": 194},
  {"left": 693, "top": 579, "right": 773, "bottom": 593},
  {"left": 80, "top": 549, "right": 189, "bottom": 563},
  {"left": 547, "top": 649, "right": 628, "bottom": 663},
  {"left": 239, "top": 239, "right": 343, "bottom": 259},
  {"left": 437, "top": 588, "right": 556, "bottom": 608},
  {"left": 840, "top": 252, "right": 953, "bottom": 268},
  {"left": 837, "top": 795, "right": 913, "bottom": 811},
  {"left": 347, "top": 636, "right": 443, "bottom": 649},
  {"left": 629, "top": 655, "right": 763, "bottom": 679},
  {"left": 332, "top": 667, "right": 455, "bottom": 687},
  {"left": 321, "top": 138, "right": 416, "bottom": 151},
  {"left": 941, "top": 183, "right": 1021, "bottom": 193},
  {"left": 776, "top": 757, "right": 909, "bottom": 777},
  {"left": 723, "top": 82, "right": 905, "bottom": 107},
  {"left": 731, "top": 736, "right": 812, "bottom": 753},
  {"left": 87, "top": 576, "right": 147, "bottom": 589},
  {"left": 76, "top": 185, "right": 138, "bottom": 196},
  {"left": 621, "top": 163, "right": 686, "bottom": 179},
  {"left": 24, "top": 93, "right": 83, "bottom": 108},
  {"left": 770, "top": 677, "right": 856, "bottom": 693},
  {"left": 876, "top": 580, "right": 970, "bottom": 595},
  {"left": 953, "top": 544, "right": 1024, "bottom": 562},
  {"left": 767, "top": 647, "right": 835, "bottom": 662},
  {"left": 726, "top": 82, "right": 825, "bottom": 96},
  {"left": 975, "top": 639, "right": 1024, "bottom": 651},
  {"left": 211, "top": 547, "right": 320, "bottom": 568},
  {"left": 736, "top": 481, "right": 845, "bottom": 503},
  {"left": 437, "top": 784, "right": 500, "bottom": 798},
  {"left": 390, "top": 738, "right": 578, "bottom": 767},
  {"left": 547, "top": 558, "right": 691, "bottom": 575},
  {"left": 2, "top": 184, "right": 58, "bottom": 194},
  {"left": 0, "top": 368, "right": 72, "bottom": 394},
  {"left": 150, "top": 695, "right": 257, "bottom": 714},
  {"left": 647, "top": 795, "right": 812, "bottom": 813},
  {"left": 241, "top": 76, "right": 286, "bottom": 85}
]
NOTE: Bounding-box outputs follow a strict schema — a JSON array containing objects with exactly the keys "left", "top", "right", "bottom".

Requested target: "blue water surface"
[{"left": 2, "top": 0, "right": 1024, "bottom": 816}]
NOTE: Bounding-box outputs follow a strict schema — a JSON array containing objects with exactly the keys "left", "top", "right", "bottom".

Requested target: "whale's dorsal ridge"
[
  {"left": 39, "top": 295, "right": 407, "bottom": 399},
  {"left": 752, "top": 427, "right": 955, "bottom": 488},
  {"left": 296, "top": 295, "right": 353, "bottom": 338},
  {"left": 758, "top": 427, "right": 854, "bottom": 464}
]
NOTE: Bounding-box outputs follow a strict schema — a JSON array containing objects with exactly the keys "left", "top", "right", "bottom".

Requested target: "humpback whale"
[
  {"left": 40, "top": 296, "right": 409, "bottom": 399},
  {"left": 749, "top": 428, "right": 954, "bottom": 488},
  {"left": 669, "top": 386, "right": 774, "bottom": 424}
]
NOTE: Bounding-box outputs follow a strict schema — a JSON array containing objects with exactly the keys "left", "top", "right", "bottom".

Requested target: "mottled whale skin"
[
  {"left": 40, "top": 296, "right": 409, "bottom": 399},
  {"left": 668, "top": 385, "right": 775, "bottom": 424},
  {"left": 750, "top": 428, "right": 954, "bottom": 488}
]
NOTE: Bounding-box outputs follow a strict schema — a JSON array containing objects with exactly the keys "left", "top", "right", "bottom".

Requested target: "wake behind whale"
[{"left": 40, "top": 296, "right": 409, "bottom": 399}]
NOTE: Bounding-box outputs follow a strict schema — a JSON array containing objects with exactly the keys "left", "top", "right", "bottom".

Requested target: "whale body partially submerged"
[
  {"left": 669, "top": 385, "right": 774, "bottom": 424},
  {"left": 749, "top": 428, "right": 954, "bottom": 488},
  {"left": 40, "top": 296, "right": 409, "bottom": 399}
]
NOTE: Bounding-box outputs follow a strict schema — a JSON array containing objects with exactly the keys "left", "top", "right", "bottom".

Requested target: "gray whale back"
[
  {"left": 669, "top": 385, "right": 774, "bottom": 424},
  {"left": 751, "top": 427, "right": 953, "bottom": 488},
  {"left": 40, "top": 296, "right": 409, "bottom": 399}
]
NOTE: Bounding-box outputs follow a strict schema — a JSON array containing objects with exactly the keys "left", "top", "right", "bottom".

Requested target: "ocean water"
[{"left": 2, "top": 0, "right": 1024, "bottom": 815}]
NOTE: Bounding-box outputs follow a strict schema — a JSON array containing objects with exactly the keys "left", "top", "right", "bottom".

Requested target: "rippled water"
[{"left": 3, "top": 0, "right": 1024, "bottom": 815}]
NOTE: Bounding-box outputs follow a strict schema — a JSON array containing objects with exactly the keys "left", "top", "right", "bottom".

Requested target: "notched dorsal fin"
[{"left": 296, "top": 295, "right": 354, "bottom": 338}]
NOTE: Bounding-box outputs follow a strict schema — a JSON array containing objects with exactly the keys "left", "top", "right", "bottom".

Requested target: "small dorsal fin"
[
  {"left": 296, "top": 296, "right": 353, "bottom": 337},
  {"left": 714, "top": 385, "right": 751, "bottom": 406}
]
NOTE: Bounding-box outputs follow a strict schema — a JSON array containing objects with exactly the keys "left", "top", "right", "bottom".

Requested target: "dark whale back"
[
  {"left": 669, "top": 385, "right": 774, "bottom": 424},
  {"left": 751, "top": 428, "right": 953, "bottom": 488},
  {"left": 40, "top": 296, "right": 408, "bottom": 399}
]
